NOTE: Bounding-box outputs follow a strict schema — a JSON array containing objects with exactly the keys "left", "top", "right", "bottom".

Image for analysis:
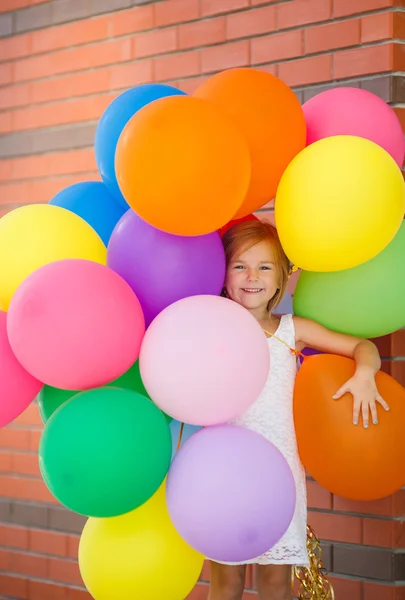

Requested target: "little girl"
[{"left": 209, "top": 220, "right": 388, "bottom": 600}]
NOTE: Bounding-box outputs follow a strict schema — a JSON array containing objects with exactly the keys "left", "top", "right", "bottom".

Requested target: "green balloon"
[
  {"left": 39, "top": 387, "right": 172, "bottom": 518},
  {"left": 38, "top": 360, "right": 172, "bottom": 424},
  {"left": 293, "top": 222, "right": 405, "bottom": 339}
]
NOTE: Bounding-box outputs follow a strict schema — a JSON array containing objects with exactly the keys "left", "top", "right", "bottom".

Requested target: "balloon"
[
  {"left": 7, "top": 259, "right": 145, "bottom": 390},
  {"left": 79, "top": 482, "right": 203, "bottom": 600},
  {"left": 169, "top": 420, "right": 201, "bottom": 460},
  {"left": 107, "top": 210, "right": 226, "bottom": 326},
  {"left": 293, "top": 222, "right": 405, "bottom": 339},
  {"left": 0, "top": 204, "right": 106, "bottom": 310},
  {"left": 140, "top": 295, "right": 270, "bottom": 425},
  {"left": 0, "top": 311, "right": 42, "bottom": 427},
  {"left": 303, "top": 87, "right": 405, "bottom": 168},
  {"left": 194, "top": 68, "right": 306, "bottom": 218},
  {"left": 49, "top": 181, "right": 125, "bottom": 246},
  {"left": 294, "top": 354, "right": 405, "bottom": 501},
  {"left": 38, "top": 360, "right": 153, "bottom": 423},
  {"left": 95, "top": 84, "right": 186, "bottom": 208},
  {"left": 40, "top": 388, "right": 172, "bottom": 517},
  {"left": 115, "top": 95, "right": 251, "bottom": 236},
  {"left": 167, "top": 425, "right": 296, "bottom": 562},
  {"left": 275, "top": 136, "right": 405, "bottom": 272},
  {"left": 219, "top": 213, "right": 259, "bottom": 237}
]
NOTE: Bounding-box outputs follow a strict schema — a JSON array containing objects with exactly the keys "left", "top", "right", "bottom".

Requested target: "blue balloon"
[
  {"left": 95, "top": 84, "right": 187, "bottom": 208},
  {"left": 170, "top": 420, "right": 201, "bottom": 461},
  {"left": 49, "top": 182, "right": 125, "bottom": 246}
]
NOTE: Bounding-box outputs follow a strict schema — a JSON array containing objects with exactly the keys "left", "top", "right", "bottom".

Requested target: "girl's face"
[{"left": 224, "top": 240, "right": 280, "bottom": 313}]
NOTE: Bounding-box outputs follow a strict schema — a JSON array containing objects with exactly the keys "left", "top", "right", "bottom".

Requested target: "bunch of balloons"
[
  {"left": 281, "top": 87, "right": 405, "bottom": 501},
  {"left": 0, "top": 69, "right": 309, "bottom": 599}
]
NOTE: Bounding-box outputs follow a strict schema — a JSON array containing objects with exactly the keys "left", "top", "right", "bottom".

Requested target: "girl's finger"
[
  {"left": 353, "top": 399, "right": 361, "bottom": 425},
  {"left": 333, "top": 386, "right": 349, "bottom": 400},
  {"left": 376, "top": 394, "right": 390, "bottom": 412},
  {"left": 362, "top": 402, "right": 370, "bottom": 429},
  {"left": 369, "top": 400, "right": 378, "bottom": 425}
]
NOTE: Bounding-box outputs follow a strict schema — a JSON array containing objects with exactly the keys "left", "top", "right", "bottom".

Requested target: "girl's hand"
[{"left": 333, "top": 373, "right": 390, "bottom": 428}]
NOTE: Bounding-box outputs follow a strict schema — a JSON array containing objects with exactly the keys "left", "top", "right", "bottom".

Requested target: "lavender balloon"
[
  {"left": 167, "top": 425, "right": 296, "bottom": 563},
  {"left": 107, "top": 211, "right": 226, "bottom": 325}
]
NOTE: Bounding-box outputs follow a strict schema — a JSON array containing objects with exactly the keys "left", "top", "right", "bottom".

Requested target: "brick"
[
  {"left": 0, "top": 0, "right": 43, "bottom": 11},
  {"left": 179, "top": 18, "right": 226, "bottom": 50},
  {"left": 154, "top": 51, "right": 200, "bottom": 82},
  {"left": 333, "top": 494, "right": 395, "bottom": 517},
  {"left": 68, "top": 589, "right": 92, "bottom": 600},
  {"left": 334, "top": 0, "right": 396, "bottom": 18},
  {"left": 67, "top": 535, "right": 80, "bottom": 559},
  {"left": 279, "top": 54, "right": 332, "bottom": 87},
  {"left": 89, "top": 0, "right": 132, "bottom": 15},
  {"left": 329, "top": 576, "right": 362, "bottom": 600},
  {"left": 187, "top": 584, "right": 210, "bottom": 600},
  {"left": 48, "top": 507, "right": 86, "bottom": 534},
  {"left": 363, "top": 518, "right": 396, "bottom": 548},
  {"left": 30, "top": 69, "right": 109, "bottom": 104},
  {"left": 307, "top": 481, "right": 333, "bottom": 510},
  {"left": 0, "top": 83, "right": 31, "bottom": 111},
  {"left": 0, "top": 548, "right": 10, "bottom": 570},
  {"left": 201, "top": 0, "right": 249, "bottom": 16},
  {"left": 0, "top": 452, "right": 12, "bottom": 472},
  {"left": 226, "top": 5, "right": 276, "bottom": 39},
  {"left": 0, "top": 62, "right": 12, "bottom": 86},
  {"left": 334, "top": 44, "right": 392, "bottom": 80},
  {"left": 1, "top": 149, "right": 96, "bottom": 183},
  {"left": 0, "top": 33, "right": 31, "bottom": 61},
  {"left": 14, "top": 2, "right": 53, "bottom": 34},
  {"left": 361, "top": 75, "right": 392, "bottom": 103},
  {"left": 12, "top": 550, "right": 48, "bottom": 578},
  {"left": 176, "top": 75, "right": 209, "bottom": 94},
  {"left": 154, "top": 0, "right": 200, "bottom": 27},
  {"left": 305, "top": 19, "right": 360, "bottom": 54},
  {"left": 13, "top": 404, "right": 42, "bottom": 428},
  {"left": 30, "top": 529, "right": 68, "bottom": 557},
  {"left": 11, "top": 94, "right": 115, "bottom": 133},
  {"left": 14, "top": 38, "right": 132, "bottom": 83},
  {"left": 308, "top": 511, "right": 362, "bottom": 543},
  {"left": 391, "top": 361, "right": 405, "bottom": 388},
  {"left": 51, "top": 0, "right": 92, "bottom": 26},
  {"left": 0, "top": 428, "right": 31, "bottom": 452},
  {"left": 394, "top": 11, "right": 405, "bottom": 39},
  {"left": 31, "top": 15, "right": 110, "bottom": 55},
  {"left": 110, "top": 59, "right": 153, "bottom": 89},
  {"left": 0, "top": 574, "right": 28, "bottom": 599},
  {"left": 10, "top": 501, "right": 48, "bottom": 528},
  {"left": 29, "top": 429, "right": 42, "bottom": 452},
  {"left": 0, "top": 111, "right": 12, "bottom": 135},
  {"left": 364, "top": 582, "right": 405, "bottom": 600},
  {"left": 201, "top": 40, "right": 249, "bottom": 73},
  {"left": 134, "top": 27, "right": 177, "bottom": 58},
  {"left": 0, "top": 525, "right": 29, "bottom": 550},
  {"left": 28, "top": 580, "right": 68, "bottom": 600},
  {"left": 334, "top": 544, "right": 398, "bottom": 580},
  {"left": 0, "top": 13, "right": 12, "bottom": 38},
  {"left": 49, "top": 557, "right": 84, "bottom": 586},
  {"left": 278, "top": 0, "right": 331, "bottom": 30},
  {"left": 251, "top": 30, "right": 302, "bottom": 64},
  {"left": 110, "top": 4, "right": 153, "bottom": 36},
  {"left": 361, "top": 12, "right": 393, "bottom": 43}
]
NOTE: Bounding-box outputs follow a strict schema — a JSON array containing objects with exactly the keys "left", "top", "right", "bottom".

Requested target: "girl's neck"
[{"left": 249, "top": 308, "right": 279, "bottom": 330}]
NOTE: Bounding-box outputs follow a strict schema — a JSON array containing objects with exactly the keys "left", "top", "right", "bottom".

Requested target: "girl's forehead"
[{"left": 233, "top": 240, "right": 276, "bottom": 262}]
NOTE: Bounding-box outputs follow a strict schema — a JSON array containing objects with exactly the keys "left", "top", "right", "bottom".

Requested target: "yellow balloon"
[
  {"left": 275, "top": 136, "right": 405, "bottom": 272},
  {"left": 79, "top": 482, "right": 204, "bottom": 600},
  {"left": 0, "top": 204, "right": 106, "bottom": 309}
]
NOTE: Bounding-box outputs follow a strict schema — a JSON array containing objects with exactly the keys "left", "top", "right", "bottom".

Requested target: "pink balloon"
[
  {"left": 0, "top": 311, "right": 42, "bottom": 427},
  {"left": 303, "top": 87, "right": 405, "bottom": 167},
  {"left": 140, "top": 295, "right": 270, "bottom": 426},
  {"left": 7, "top": 259, "right": 145, "bottom": 390}
]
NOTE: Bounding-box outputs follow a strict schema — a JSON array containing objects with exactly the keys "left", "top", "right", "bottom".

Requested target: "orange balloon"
[
  {"left": 115, "top": 95, "right": 251, "bottom": 236},
  {"left": 194, "top": 68, "right": 306, "bottom": 219},
  {"left": 294, "top": 354, "right": 405, "bottom": 501}
]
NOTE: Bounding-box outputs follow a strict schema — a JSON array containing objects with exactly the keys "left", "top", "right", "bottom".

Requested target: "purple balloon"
[
  {"left": 107, "top": 211, "right": 226, "bottom": 325},
  {"left": 167, "top": 425, "right": 296, "bottom": 563}
]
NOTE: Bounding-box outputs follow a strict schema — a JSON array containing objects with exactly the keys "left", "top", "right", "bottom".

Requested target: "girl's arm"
[{"left": 294, "top": 316, "right": 389, "bottom": 428}]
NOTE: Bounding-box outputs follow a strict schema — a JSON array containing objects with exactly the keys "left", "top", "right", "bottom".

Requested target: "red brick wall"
[{"left": 0, "top": 1, "right": 404, "bottom": 599}]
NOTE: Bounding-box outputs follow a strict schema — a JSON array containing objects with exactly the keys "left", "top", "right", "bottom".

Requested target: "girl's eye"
[
  {"left": 260, "top": 266, "right": 271, "bottom": 270},
  {"left": 233, "top": 265, "right": 245, "bottom": 270}
]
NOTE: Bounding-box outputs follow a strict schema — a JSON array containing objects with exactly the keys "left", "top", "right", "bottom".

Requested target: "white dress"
[{"left": 224, "top": 314, "right": 309, "bottom": 567}]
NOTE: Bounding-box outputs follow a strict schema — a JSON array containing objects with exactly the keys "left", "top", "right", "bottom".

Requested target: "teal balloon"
[
  {"left": 38, "top": 360, "right": 172, "bottom": 424},
  {"left": 293, "top": 222, "right": 405, "bottom": 339},
  {"left": 39, "top": 387, "right": 172, "bottom": 518}
]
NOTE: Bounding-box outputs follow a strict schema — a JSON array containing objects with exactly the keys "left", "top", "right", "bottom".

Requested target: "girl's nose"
[{"left": 246, "top": 269, "right": 258, "bottom": 281}]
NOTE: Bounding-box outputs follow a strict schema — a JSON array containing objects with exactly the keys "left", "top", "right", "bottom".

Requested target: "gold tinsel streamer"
[{"left": 293, "top": 526, "right": 335, "bottom": 599}]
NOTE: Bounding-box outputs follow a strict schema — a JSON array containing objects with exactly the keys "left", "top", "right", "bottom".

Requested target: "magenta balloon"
[
  {"left": 0, "top": 311, "right": 43, "bottom": 427},
  {"left": 167, "top": 425, "right": 296, "bottom": 563},
  {"left": 107, "top": 210, "right": 226, "bottom": 325}
]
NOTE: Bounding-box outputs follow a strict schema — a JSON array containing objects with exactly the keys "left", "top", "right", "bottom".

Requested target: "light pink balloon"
[
  {"left": 139, "top": 295, "right": 270, "bottom": 426},
  {"left": 0, "top": 311, "right": 42, "bottom": 427},
  {"left": 303, "top": 87, "right": 405, "bottom": 167},
  {"left": 7, "top": 259, "right": 145, "bottom": 390}
]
